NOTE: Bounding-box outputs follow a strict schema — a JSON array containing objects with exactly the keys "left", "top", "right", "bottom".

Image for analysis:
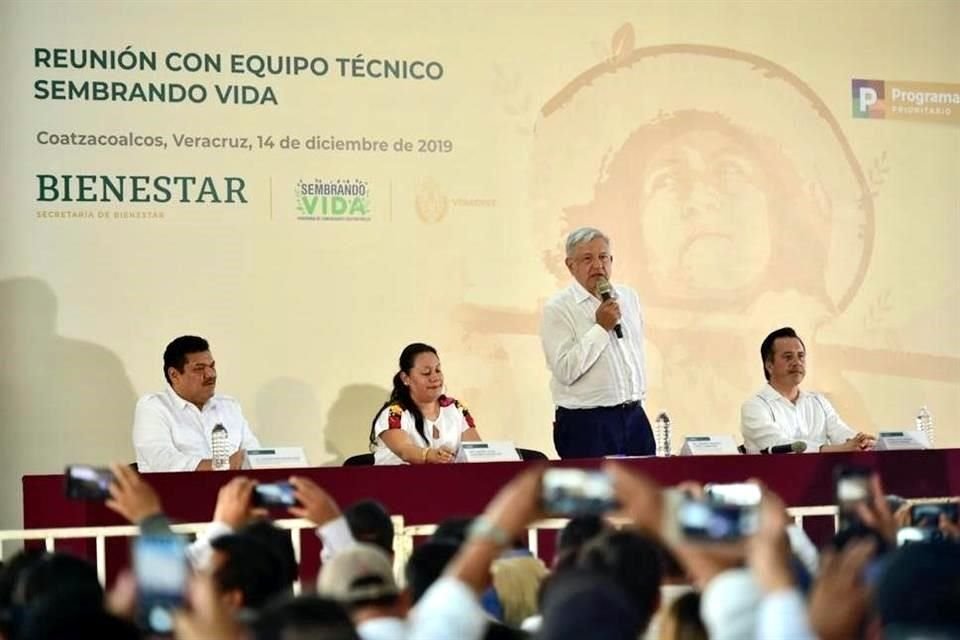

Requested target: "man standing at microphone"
[
  {"left": 740, "top": 327, "right": 875, "bottom": 453},
  {"left": 540, "top": 227, "right": 655, "bottom": 458}
]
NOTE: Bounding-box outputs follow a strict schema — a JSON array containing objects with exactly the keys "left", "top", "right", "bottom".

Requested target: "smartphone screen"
[
  {"left": 541, "top": 469, "right": 618, "bottom": 515},
  {"left": 64, "top": 465, "right": 114, "bottom": 501},
  {"left": 252, "top": 482, "right": 299, "bottom": 507},
  {"left": 704, "top": 483, "right": 762, "bottom": 507},
  {"left": 134, "top": 535, "right": 188, "bottom": 636},
  {"left": 911, "top": 502, "right": 959, "bottom": 528},
  {"left": 677, "top": 495, "right": 759, "bottom": 542},
  {"left": 834, "top": 466, "right": 872, "bottom": 529}
]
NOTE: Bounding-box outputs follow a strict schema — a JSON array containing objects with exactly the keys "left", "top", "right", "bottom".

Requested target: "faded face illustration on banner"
[
  {"left": 456, "top": 36, "right": 934, "bottom": 443},
  {"left": 564, "top": 109, "right": 834, "bottom": 312},
  {"left": 636, "top": 126, "right": 773, "bottom": 296},
  {"left": 532, "top": 42, "right": 878, "bottom": 435}
]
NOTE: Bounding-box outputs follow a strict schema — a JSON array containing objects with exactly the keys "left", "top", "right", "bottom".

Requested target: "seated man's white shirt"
[
  {"left": 540, "top": 281, "right": 647, "bottom": 408},
  {"left": 133, "top": 384, "right": 260, "bottom": 472},
  {"left": 740, "top": 384, "right": 856, "bottom": 453}
]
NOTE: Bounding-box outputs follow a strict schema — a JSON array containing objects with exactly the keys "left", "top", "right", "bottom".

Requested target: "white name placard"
[
  {"left": 460, "top": 441, "right": 522, "bottom": 463},
  {"left": 875, "top": 431, "right": 930, "bottom": 451},
  {"left": 246, "top": 447, "right": 309, "bottom": 469},
  {"left": 679, "top": 435, "right": 740, "bottom": 456}
]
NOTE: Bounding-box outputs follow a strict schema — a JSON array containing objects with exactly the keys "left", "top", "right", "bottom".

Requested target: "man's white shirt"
[
  {"left": 540, "top": 281, "right": 646, "bottom": 408},
  {"left": 133, "top": 384, "right": 260, "bottom": 472},
  {"left": 740, "top": 383, "right": 856, "bottom": 453}
]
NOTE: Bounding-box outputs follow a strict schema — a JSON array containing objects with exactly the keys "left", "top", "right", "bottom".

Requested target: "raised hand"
[{"left": 106, "top": 463, "right": 163, "bottom": 524}]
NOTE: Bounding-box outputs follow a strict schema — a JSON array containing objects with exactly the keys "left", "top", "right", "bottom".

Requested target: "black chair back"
[
  {"left": 516, "top": 448, "right": 548, "bottom": 461},
  {"left": 343, "top": 453, "right": 375, "bottom": 466}
]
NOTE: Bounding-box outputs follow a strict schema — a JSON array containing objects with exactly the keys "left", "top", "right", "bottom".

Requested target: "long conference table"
[{"left": 22, "top": 449, "right": 960, "bottom": 584}]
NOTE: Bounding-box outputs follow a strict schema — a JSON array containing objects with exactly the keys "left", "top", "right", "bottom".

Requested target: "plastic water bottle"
[
  {"left": 915, "top": 406, "right": 934, "bottom": 447},
  {"left": 211, "top": 424, "right": 230, "bottom": 470},
  {"left": 654, "top": 412, "right": 672, "bottom": 457}
]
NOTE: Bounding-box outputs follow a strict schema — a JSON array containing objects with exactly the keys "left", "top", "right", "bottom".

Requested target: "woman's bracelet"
[{"left": 421, "top": 447, "right": 430, "bottom": 463}]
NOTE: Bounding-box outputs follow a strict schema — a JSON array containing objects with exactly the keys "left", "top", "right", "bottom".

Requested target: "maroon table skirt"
[{"left": 23, "top": 449, "right": 960, "bottom": 585}]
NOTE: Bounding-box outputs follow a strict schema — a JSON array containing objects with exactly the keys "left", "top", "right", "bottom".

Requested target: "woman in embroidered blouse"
[{"left": 370, "top": 342, "right": 483, "bottom": 465}]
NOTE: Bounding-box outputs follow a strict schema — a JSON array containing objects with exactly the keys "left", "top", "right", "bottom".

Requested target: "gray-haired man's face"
[{"left": 565, "top": 237, "right": 612, "bottom": 294}]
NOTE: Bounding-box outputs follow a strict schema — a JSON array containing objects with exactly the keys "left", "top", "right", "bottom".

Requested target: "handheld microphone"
[
  {"left": 596, "top": 277, "right": 623, "bottom": 339},
  {"left": 760, "top": 441, "right": 807, "bottom": 455}
]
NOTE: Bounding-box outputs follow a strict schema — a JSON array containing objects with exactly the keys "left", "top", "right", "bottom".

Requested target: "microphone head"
[
  {"left": 791, "top": 441, "right": 807, "bottom": 453},
  {"left": 595, "top": 277, "right": 612, "bottom": 297}
]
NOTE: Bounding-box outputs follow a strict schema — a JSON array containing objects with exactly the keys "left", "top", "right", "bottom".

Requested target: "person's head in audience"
[
  {"left": 163, "top": 335, "right": 216, "bottom": 408},
  {"left": 0, "top": 550, "right": 44, "bottom": 607},
  {"left": 491, "top": 555, "right": 548, "bottom": 628},
  {"left": 1, "top": 552, "right": 114, "bottom": 640},
  {"left": 431, "top": 516, "right": 474, "bottom": 546},
  {"left": 539, "top": 568, "right": 639, "bottom": 640},
  {"left": 344, "top": 500, "right": 395, "bottom": 557},
  {"left": 431, "top": 515, "right": 528, "bottom": 554},
  {"left": 251, "top": 594, "right": 360, "bottom": 640},
  {"left": 0, "top": 549, "right": 46, "bottom": 609},
  {"left": 368, "top": 342, "right": 440, "bottom": 448},
  {"left": 240, "top": 518, "right": 299, "bottom": 589},
  {"left": 575, "top": 530, "right": 664, "bottom": 635},
  {"left": 19, "top": 552, "right": 103, "bottom": 610},
  {"left": 210, "top": 532, "right": 292, "bottom": 612},
  {"left": 0, "top": 550, "right": 46, "bottom": 639},
  {"left": 317, "top": 543, "right": 409, "bottom": 625},
  {"left": 405, "top": 538, "right": 528, "bottom": 639},
  {"left": 658, "top": 591, "right": 707, "bottom": 640},
  {"left": 553, "top": 514, "right": 607, "bottom": 571},
  {"left": 871, "top": 541, "right": 960, "bottom": 639},
  {"left": 405, "top": 540, "right": 460, "bottom": 604},
  {"left": 654, "top": 539, "right": 688, "bottom": 585},
  {"left": 18, "top": 594, "right": 142, "bottom": 640}
]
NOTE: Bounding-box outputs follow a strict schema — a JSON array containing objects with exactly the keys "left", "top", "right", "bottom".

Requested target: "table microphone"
[
  {"left": 596, "top": 277, "right": 623, "bottom": 339},
  {"left": 761, "top": 441, "right": 807, "bottom": 454}
]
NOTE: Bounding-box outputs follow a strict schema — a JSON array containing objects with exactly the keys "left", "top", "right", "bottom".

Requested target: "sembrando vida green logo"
[{"left": 296, "top": 179, "right": 370, "bottom": 221}]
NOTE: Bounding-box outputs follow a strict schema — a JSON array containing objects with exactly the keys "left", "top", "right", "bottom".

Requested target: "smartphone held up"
[
  {"left": 540, "top": 468, "right": 618, "bottom": 516},
  {"left": 252, "top": 482, "right": 300, "bottom": 508},
  {"left": 64, "top": 464, "right": 114, "bottom": 501},
  {"left": 674, "top": 483, "right": 762, "bottom": 543},
  {"left": 134, "top": 534, "right": 188, "bottom": 636}
]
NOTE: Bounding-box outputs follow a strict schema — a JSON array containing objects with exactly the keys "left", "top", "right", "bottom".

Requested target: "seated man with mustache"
[
  {"left": 133, "top": 335, "right": 261, "bottom": 471},
  {"left": 740, "top": 327, "right": 874, "bottom": 454}
]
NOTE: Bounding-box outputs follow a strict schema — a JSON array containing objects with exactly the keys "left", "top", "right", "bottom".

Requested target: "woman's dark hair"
[
  {"left": 368, "top": 342, "right": 438, "bottom": 449},
  {"left": 664, "top": 591, "right": 707, "bottom": 640}
]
